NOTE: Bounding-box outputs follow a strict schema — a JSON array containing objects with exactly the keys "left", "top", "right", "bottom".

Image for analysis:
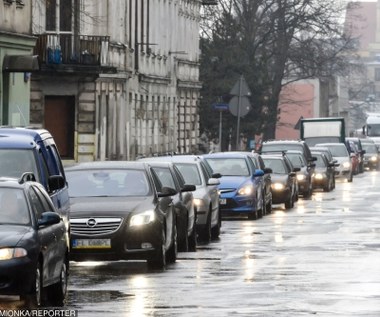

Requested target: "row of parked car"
[{"left": 1, "top": 127, "right": 379, "bottom": 308}]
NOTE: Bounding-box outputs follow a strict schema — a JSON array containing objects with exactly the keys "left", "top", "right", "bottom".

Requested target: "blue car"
[{"left": 202, "top": 152, "right": 265, "bottom": 220}]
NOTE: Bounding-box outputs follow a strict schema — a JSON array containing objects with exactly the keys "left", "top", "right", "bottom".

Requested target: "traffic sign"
[{"left": 212, "top": 103, "right": 229, "bottom": 111}]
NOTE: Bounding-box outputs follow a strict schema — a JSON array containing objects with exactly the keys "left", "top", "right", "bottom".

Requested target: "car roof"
[
  {"left": 65, "top": 161, "right": 149, "bottom": 171},
  {"left": 315, "top": 143, "right": 345, "bottom": 147},
  {"left": 202, "top": 152, "right": 251, "bottom": 159},
  {"left": 139, "top": 155, "right": 202, "bottom": 164},
  {"left": 0, "top": 127, "right": 53, "bottom": 149}
]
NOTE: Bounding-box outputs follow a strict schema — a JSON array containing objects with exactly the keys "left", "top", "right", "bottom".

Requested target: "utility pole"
[
  {"left": 229, "top": 75, "right": 252, "bottom": 150},
  {"left": 236, "top": 75, "right": 243, "bottom": 150}
]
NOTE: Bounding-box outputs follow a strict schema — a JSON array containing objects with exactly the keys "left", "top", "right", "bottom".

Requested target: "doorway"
[{"left": 44, "top": 96, "right": 75, "bottom": 159}]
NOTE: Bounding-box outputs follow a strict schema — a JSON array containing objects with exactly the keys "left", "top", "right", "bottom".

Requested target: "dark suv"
[
  {"left": 0, "top": 127, "right": 70, "bottom": 231},
  {"left": 260, "top": 140, "right": 316, "bottom": 164}
]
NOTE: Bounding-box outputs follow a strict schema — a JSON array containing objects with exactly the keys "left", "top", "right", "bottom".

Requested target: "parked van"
[{"left": 0, "top": 127, "right": 70, "bottom": 230}]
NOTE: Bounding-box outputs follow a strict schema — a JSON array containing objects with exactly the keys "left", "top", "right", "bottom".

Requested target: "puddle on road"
[{"left": 68, "top": 290, "right": 132, "bottom": 307}]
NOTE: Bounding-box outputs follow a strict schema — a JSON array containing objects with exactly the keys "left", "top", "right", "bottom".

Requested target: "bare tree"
[{"left": 200, "top": 0, "right": 359, "bottom": 141}]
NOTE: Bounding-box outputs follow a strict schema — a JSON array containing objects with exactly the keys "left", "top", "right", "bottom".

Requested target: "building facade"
[
  {"left": 0, "top": 0, "right": 37, "bottom": 127},
  {"left": 30, "top": 0, "right": 208, "bottom": 162}
]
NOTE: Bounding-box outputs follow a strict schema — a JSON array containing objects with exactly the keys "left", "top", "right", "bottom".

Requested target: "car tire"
[
  {"left": 177, "top": 216, "right": 189, "bottom": 252},
  {"left": 248, "top": 211, "right": 258, "bottom": 220},
  {"left": 266, "top": 197, "right": 272, "bottom": 214},
  {"left": 284, "top": 195, "right": 293, "bottom": 209},
  {"left": 48, "top": 256, "right": 68, "bottom": 306},
  {"left": 198, "top": 208, "right": 211, "bottom": 243},
  {"left": 166, "top": 222, "right": 177, "bottom": 263},
  {"left": 188, "top": 217, "right": 197, "bottom": 252},
  {"left": 211, "top": 208, "right": 221, "bottom": 239},
  {"left": 24, "top": 261, "right": 43, "bottom": 307},
  {"left": 147, "top": 230, "right": 166, "bottom": 269}
]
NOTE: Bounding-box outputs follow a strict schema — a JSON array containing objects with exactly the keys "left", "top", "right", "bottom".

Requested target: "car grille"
[
  {"left": 70, "top": 217, "right": 123, "bottom": 236},
  {"left": 219, "top": 188, "right": 236, "bottom": 194}
]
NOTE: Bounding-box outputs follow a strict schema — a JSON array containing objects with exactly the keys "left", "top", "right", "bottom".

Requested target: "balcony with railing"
[{"left": 33, "top": 33, "right": 127, "bottom": 73}]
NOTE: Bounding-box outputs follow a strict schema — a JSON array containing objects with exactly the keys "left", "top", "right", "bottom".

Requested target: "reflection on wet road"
[{"left": 68, "top": 172, "right": 379, "bottom": 316}]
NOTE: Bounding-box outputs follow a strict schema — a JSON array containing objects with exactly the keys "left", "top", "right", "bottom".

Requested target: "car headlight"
[
  {"left": 0, "top": 248, "right": 27, "bottom": 260},
  {"left": 370, "top": 156, "right": 378, "bottom": 162},
  {"left": 237, "top": 184, "right": 254, "bottom": 196},
  {"left": 130, "top": 210, "right": 155, "bottom": 227},
  {"left": 314, "top": 173, "right": 325, "bottom": 180},
  {"left": 193, "top": 198, "right": 206, "bottom": 208},
  {"left": 342, "top": 162, "right": 351, "bottom": 169},
  {"left": 296, "top": 174, "right": 306, "bottom": 181},
  {"left": 272, "top": 183, "right": 285, "bottom": 191}
]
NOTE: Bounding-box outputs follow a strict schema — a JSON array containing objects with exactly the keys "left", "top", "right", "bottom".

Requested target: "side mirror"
[
  {"left": 308, "top": 163, "right": 316, "bottom": 168},
  {"left": 181, "top": 184, "right": 196, "bottom": 192},
  {"left": 211, "top": 173, "right": 222, "bottom": 179},
  {"left": 293, "top": 167, "right": 301, "bottom": 172},
  {"left": 38, "top": 211, "right": 61, "bottom": 227},
  {"left": 253, "top": 169, "right": 265, "bottom": 177},
  {"left": 207, "top": 178, "right": 220, "bottom": 186},
  {"left": 361, "top": 150, "right": 366, "bottom": 155},
  {"left": 263, "top": 167, "right": 272, "bottom": 174},
  {"left": 289, "top": 172, "right": 297, "bottom": 177},
  {"left": 48, "top": 175, "right": 65, "bottom": 191},
  {"left": 310, "top": 156, "right": 317, "bottom": 162},
  {"left": 158, "top": 186, "right": 177, "bottom": 197}
]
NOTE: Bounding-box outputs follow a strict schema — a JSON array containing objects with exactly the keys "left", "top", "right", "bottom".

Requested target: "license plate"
[
  {"left": 72, "top": 239, "right": 111, "bottom": 249},
  {"left": 219, "top": 198, "right": 227, "bottom": 205}
]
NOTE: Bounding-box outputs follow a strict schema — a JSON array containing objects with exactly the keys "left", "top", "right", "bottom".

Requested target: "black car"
[
  {"left": 0, "top": 174, "right": 69, "bottom": 307},
  {"left": 261, "top": 154, "right": 298, "bottom": 209},
  {"left": 139, "top": 155, "right": 221, "bottom": 243},
  {"left": 309, "top": 146, "right": 337, "bottom": 189},
  {"left": 146, "top": 161, "right": 197, "bottom": 252},
  {"left": 260, "top": 139, "right": 316, "bottom": 164},
  {"left": 285, "top": 150, "right": 314, "bottom": 198},
  {"left": 66, "top": 161, "right": 178, "bottom": 269},
  {"left": 311, "top": 151, "right": 336, "bottom": 192},
  {"left": 361, "top": 139, "right": 380, "bottom": 170}
]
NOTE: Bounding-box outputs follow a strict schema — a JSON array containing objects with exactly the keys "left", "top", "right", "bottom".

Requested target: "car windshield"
[
  {"left": 0, "top": 188, "right": 30, "bottom": 225},
  {"left": 286, "top": 153, "right": 306, "bottom": 168},
  {"left": 66, "top": 169, "right": 151, "bottom": 197},
  {"left": 205, "top": 158, "right": 250, "bottom": 176},
  {"left": 175, "top": 163, "right": 202, "bottom": 186},
  {"left": 362, "top": 143, "right": 378, "bottom": 153},
  {"left": 262, "top": 158, "right": 286, "bottom": 174},
  {"left": 317, "top": 145, "right": 348, "bottom": 157},
  {"left": 313, "top": 154, "right": 327, "bottom": 168},
  {"left": 0, "top": 149, "right": 39, "bottom": 181}
]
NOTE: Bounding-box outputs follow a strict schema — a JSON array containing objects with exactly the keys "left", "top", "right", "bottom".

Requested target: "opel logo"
[{"left": 86, "top": 218, "right": 97, "bottom": 227}]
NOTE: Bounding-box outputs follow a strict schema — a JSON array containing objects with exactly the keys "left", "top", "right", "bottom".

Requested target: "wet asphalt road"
[{"left": 64, "top": 171, "right": 380, "bottom": 316}]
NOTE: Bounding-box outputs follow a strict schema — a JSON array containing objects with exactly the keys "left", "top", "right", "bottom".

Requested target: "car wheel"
[
  {"left": 177, "top": 216, "right": 189, "bottom": 252},
  {"left": 147, "top": 229, "right": 166, "bottom": 269},
  {"left": 266, "top": 197, "right": 272, "bottom": 214},
  {"left": 211, "top": 208, "right": 221, "bottom": 239},
  {"left": 188, "top": 217, "right": 197, "bottom": 252},
  {"left": 48, "top": 257, "right": 68, "bottom": 306},
  {"left": 198, "top": 208, "right": 211, "bottom": 243},
  {"left": 284, "top": 194, "right": 293, "bottom": 209},
  {"left": 247, "top": 211, "right": 258, "bottom": 220},
  {"left": 24, "top": 261, "right": 43, "bottom": 307},
  {"left": 166, "top": 222, "right": 177, "bottom": 263}
]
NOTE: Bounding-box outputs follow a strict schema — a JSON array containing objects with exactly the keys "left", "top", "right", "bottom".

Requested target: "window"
[
  {"left": 375, "top": 68, "right": 380, "bottom": 82},
  {"left": 46, "top": 0, "right": 72, "bottom": 32}
]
